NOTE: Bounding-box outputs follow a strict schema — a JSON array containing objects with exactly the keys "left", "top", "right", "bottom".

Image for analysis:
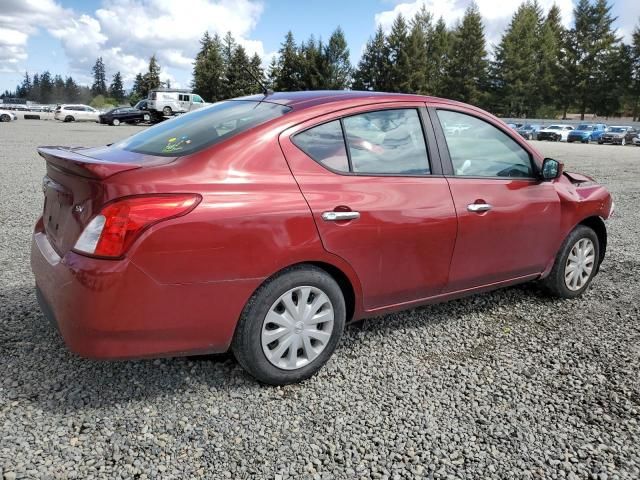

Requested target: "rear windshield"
[{"left": 113, "top": 100, "right": 291, "bottom": 157}]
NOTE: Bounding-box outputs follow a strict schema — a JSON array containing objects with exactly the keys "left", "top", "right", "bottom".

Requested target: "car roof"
[{"left": 236, "top": 90, "right": 464, "bottom": 110}]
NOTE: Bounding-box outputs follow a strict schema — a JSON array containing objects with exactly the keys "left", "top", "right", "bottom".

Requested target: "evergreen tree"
[
  {"left": 442, "top": 3, "right": 488, "bottom": 106},
  {"left": 630, "top": 25, "right": 640, "bottom": 120},
  {"left": 353, "top": 26, "right": 388, "bottom": 91},
  {"left": 266, "top": 56, "right": 280, "bottom": 89},
  {"left": 64, "top": 76, "right": 80, "bottom": 103},
  {"left": 249, "top": 52, "right": 265, "bottom": 85},
  {"left": 53, "top": 75, "right": 65, "bottom": 102},
  {"left": 572, "top": 0, "right": 619, "bottom": 119},
  {"left": 406, "top": 6, "right": 432, "bottom": 94},
  {"left": 299, "top": 36, "right": 326, "bottom": 89},
  {"left": 325, "top": 27, "right": 352, "bottom": 89},
  {"left": 274, "top": 31, "right": 303, "bottom": 91},
  {"left": 192, "top": 32, "right": 225, "bottom": 101},
  {"left": 385, "top": 14, "right": 411, "bottom": 93},
  {"left": 537, "top": 4, "right": 565, "bottom": 114},
  {"left": 16, "top": 72, "right": 32, "bottom": 98},
  {"left": 226, "top": 44, "right": 255, "bottom": 97},
  {"left": 39, "top": 71, "right": 53, "bottom": 104},
  {"left": 142, "top": 55, "right": 163, "bottom": 96},
  {"left": 30, "top": 73, "right": 40, "bottom": 102},
  {"left": 109, "top": 72, "right": 125, "bottom": 102},
  {"left": 428, "top": 18, "right": 452, "bottom": 96},
  {"left": 91, "top": 57, "right": 107, "bottom": 96},
  {"left": 491, "top": 1, "right": 543, "bottom": 116}
]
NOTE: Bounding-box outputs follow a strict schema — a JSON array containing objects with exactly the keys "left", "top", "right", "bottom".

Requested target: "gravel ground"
[{"left": 1, "top": 120, "right": 639, "bottom": 479}]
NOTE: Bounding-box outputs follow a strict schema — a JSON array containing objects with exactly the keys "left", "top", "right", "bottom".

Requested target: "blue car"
[{"left": 567, "top": 124, "right": 607, "bottom": 143}]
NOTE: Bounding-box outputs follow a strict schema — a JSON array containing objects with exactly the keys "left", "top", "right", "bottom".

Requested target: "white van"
[{"left": 147, "top": 89, "right": 208, "bottom": 117}]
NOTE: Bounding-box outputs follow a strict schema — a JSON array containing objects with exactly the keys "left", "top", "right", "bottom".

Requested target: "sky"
[{"left": 1, "top": 0, "right": 639, "bottom": 94}]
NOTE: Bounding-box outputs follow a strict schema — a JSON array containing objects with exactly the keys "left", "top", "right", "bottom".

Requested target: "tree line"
[
  {"left": 3, "top": 0, "right": 640, "bottom": 120},
  {"left": 1, "top": 54, "right": 165, "bottom": 108}
]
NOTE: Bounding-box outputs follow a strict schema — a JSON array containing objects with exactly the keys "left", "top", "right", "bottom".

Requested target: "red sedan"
[{"left": 31, "top": 91, "right": 614, "bottom": 384}]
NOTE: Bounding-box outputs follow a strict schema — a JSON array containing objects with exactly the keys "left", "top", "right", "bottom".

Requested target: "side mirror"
[{"left": 541, "top": 158, "right": 562, "bottom": 180}]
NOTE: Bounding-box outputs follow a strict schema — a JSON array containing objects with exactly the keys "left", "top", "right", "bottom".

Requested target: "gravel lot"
[{"left": 1, "top": 120, "right": 639, "bottom": 479}]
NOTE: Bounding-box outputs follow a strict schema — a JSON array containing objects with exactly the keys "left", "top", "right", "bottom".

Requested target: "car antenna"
[{"left": 243, "top": 66, "right": 273, "bottom": 97}]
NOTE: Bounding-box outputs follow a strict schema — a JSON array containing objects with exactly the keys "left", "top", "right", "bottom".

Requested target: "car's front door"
[
  {"left": 430, "top": 106, "right": 561, "bottom": 292},
  {"left": 280, "top": 104, "right": 458, "bottom": 311}
]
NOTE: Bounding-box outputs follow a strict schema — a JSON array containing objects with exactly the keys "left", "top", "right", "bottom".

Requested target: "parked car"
[
  {"left": 31, "top": 91, "right": 613, "bottom": 385},
  {"left": 0, "top": 109, "right": 18, "bottom": 122},
  {"left": 598, "top": 126, "right": 638, "bottom": 145},
  {"left": 54, "top": 104, "right": 100, "bottom": 123},
  {"left": 537, "top": 124, "right": 574, "bottom": 142},
  {"left": 567, "top": 124, "right": 607, "bottom": 144},
  {"left": 633, "top": 136, "right": 640, "bottom": 146},
  {"left": 516, "top": 124, "right": 541, "bottom": 140},
  {"left": 147, "top": 89, "right": 208, "bottom": 117},
  {"left": 99, "top": 107, "right": 151, "bottom": 126}
]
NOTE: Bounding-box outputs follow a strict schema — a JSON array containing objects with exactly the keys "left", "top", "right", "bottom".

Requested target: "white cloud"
[
  {"left": 374, "top": 0, "right": 574, "bottom": 49},
  {"left": 0, "top": 0, "right": 71, "bottom": 73},
  {"left": 0, "top": 0, "right": 266, "bottom": 87}
]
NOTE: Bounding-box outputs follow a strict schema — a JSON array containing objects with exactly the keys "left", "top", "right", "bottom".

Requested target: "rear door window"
[
  {"left": 113, "top": 100, "right": 291, "bottom": 156},
  {"left": 343, "top": 109, "right": 430, "bottom": 175},
  {"left": 292, "top": 108, "right": 430, "bottom": 176}
]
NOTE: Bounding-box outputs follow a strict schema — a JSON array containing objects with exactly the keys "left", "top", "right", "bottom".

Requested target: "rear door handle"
[
  {"left": 467, "top": 203, "right": 492, "bottom": 213},
  {"left": 322, "top": 211, "right": 360, "bottom": 221}
]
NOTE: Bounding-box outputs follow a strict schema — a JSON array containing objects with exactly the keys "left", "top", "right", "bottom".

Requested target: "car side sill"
[{"left": 359, "top": 273, "right": 540, "bottom": 319}]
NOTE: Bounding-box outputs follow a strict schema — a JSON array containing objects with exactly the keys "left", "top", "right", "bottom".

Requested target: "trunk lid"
[{"left": 38, "top": 145, "right": 175, "bottom": 255}]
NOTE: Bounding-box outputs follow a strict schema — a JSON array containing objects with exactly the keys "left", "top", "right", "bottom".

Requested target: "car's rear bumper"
[{"left": 31, "top": 227, "right": 257, "bottom": 359}]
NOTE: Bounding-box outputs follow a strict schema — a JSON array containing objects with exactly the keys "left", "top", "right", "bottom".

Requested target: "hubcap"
[
  {"left": 261, "top": 286, "right": 334, "bottom": 370},
  {"left": 564, "top": 238, "right": 595, "bottom": 291}
]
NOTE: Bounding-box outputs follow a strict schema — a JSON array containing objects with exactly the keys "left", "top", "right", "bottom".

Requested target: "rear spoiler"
[{"left": 38, "top": 147, "right": 141, "bottom": 179}]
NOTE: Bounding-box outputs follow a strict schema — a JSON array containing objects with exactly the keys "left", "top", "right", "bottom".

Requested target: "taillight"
[{"left": 73, "top": 194, "right": 201, "bottom": 258}]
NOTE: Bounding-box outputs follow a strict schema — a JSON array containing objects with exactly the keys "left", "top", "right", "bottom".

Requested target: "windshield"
[
  {"left": 576, "top": 124, "right": 593, "bottom": 131},
  {"left": 608, "top": 127, "right": 626, "bottom": 133},
  {"left": 113, "top": 100, "right": 291, "bottom": 157},
  {"left": 521, "top": 124, "right": 535, "bottom": 130}
]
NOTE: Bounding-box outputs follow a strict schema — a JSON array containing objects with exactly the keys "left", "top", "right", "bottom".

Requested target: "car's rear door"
[
  {"left": 280, "top": 103, "right": 458, "bottom": 311},
  {"left": 428, "top": 104, "right": 561, "bottom": 292}
]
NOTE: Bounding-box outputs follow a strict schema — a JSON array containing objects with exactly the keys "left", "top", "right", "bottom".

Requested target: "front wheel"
[
  {"left": 621, "top": 138, "right": 626, "bottom": 146},
  {"left": 0, "top": 114, "right": 10, "bottom": 122},
  {"left": 143, "top": 114, "right": 150, "bottom": 122},
  {"left": 541, "top": 225, "right": 600, "bottom": 298},
  {"left": 162, "top": 106, "right": 172, "bottom": 116},
  {"left": 112, "top": 118, "right": 120, "bottom": 126},
  {"left": 232, "top": 265, "right": 346, "bottom": 385}
]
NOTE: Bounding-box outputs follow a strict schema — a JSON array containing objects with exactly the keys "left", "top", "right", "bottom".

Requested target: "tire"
[
  {"left": 112, "top": 118, "right": 120, "bottom": 126},
  {"left": 621, "top": 138, "right": 626, "bottom": 146},
  {"left": 64, "top": 115, "right": 74, "bottom": 122},
  {"left": 527, "top": 134, "right": 532, "bottom": 140},
  {"left": 541, "top": 225, "right": 600, "bottom": 299},
  {"left": 0, "top": 114, "right": 10, "bottom": 122},
  {"left": 143, "top": 114, "right": 150, "bottom": 122},
  {"left": 232, "top": 265, "right": 346, "bottom": 385},
  {"left": 162, "top": 106, "right": 172, "bottom": 116}
]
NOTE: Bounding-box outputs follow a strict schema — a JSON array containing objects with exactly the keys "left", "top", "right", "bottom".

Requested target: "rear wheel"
[
  {"left": 162, "top": 106, "right": 172, "bottom": 116},
  {"left": 542, "top": 225, "right": 600, "bottom": 298},
  {"left": 64, "top": 115, "right": 74, "bottom": 122},
  {"left": 232, "top": 265, "right": 345, "bottom": 385},
  {"left": 621, "top": 138, "right": 626, "bottom": 146}
]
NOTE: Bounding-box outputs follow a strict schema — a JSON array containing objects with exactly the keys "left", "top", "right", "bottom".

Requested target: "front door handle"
[
  {"left": 467, "top": 203, "right": 492, "bottom": 213},
  {"left": 322, "top": 211, "right": 360, "bottom": 221}
]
